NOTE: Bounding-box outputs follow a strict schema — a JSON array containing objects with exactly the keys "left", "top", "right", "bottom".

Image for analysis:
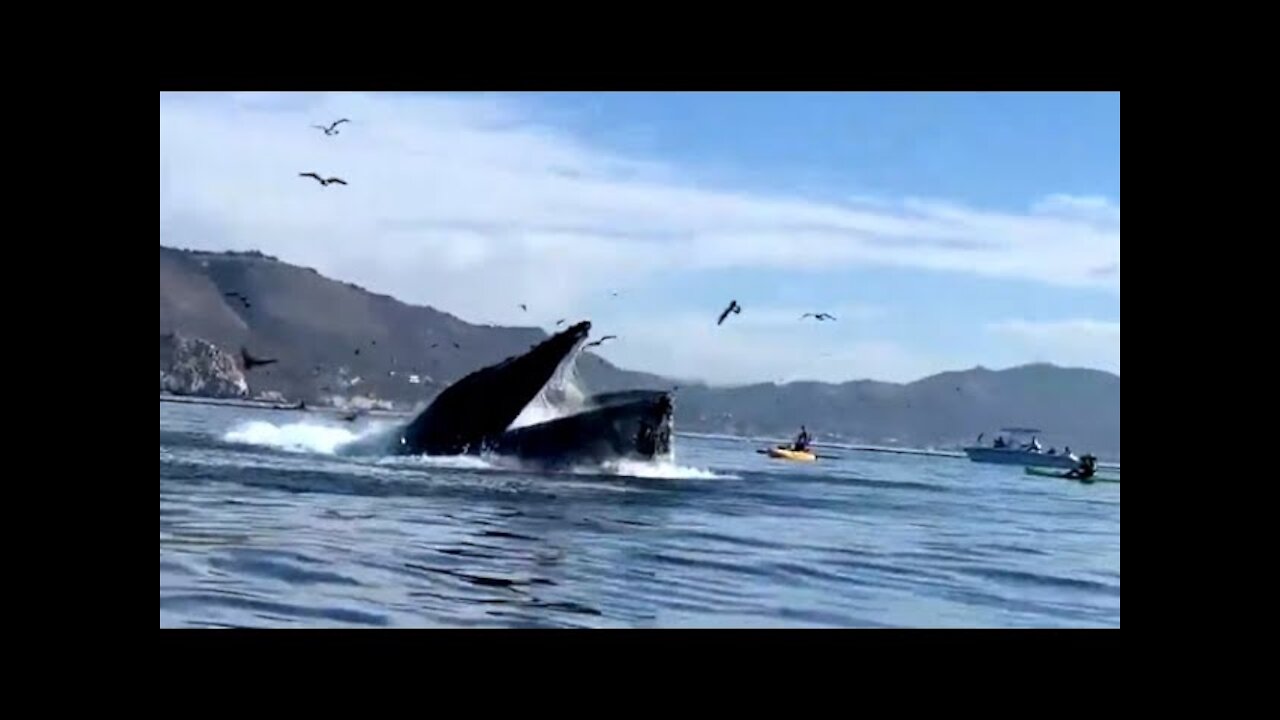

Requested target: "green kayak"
[{"left": 1024, "top": 466, "right": 1120, "bottom": 484}]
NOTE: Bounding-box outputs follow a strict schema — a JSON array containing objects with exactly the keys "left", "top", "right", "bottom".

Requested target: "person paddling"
[{"left": 792, "top": 425, "right": 813, "bottom": 452}]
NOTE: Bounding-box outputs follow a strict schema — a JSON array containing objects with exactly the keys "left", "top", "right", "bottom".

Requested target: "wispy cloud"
[
  {"left": 160, "top": 92, "right": 1119, "bottom": 384},
  {"left": 985, "top": 319, "right": 1120, "bottom": 374},
  {"left": 591, "top": 309, "right": 943, "bottom": 385}
]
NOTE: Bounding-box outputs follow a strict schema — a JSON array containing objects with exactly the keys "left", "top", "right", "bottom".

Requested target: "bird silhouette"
[
  {"left": 241, "top": 348, "right": 278, "bottom": 371},
  {"left": 584, "top": 335, "right": 617, "bottom": 349},
  {"left": 311, "top": 118, "right": 350, "bottom": 136},
  {"left": 801, "top": 312, "right": 837, "bottom": 321},
  {"left": 519, "top": 304, "right": 527, "bottom": 312},
  {"left": 717, "top": 300, "right": 742, "bottom": 326},
  {"left": 299, "top": 172, "right": 347, "bottom": 187},
  {"left": 555, "top": 319, "right": 566, "bottom": 326}
]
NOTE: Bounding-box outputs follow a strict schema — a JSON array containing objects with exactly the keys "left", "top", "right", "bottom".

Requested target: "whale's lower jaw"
[{"left": 484, "top": 392, "right": 674, "bottom": 469}]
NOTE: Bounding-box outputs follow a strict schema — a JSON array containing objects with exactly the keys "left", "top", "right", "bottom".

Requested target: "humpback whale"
[{"left": 392, "top": 321, "right": 673, "bottom": 468}]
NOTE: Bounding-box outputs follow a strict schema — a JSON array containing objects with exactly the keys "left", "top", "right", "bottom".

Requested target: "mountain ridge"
[{"left": 159, "top": 245, "right": 1119, "bottom": 459}]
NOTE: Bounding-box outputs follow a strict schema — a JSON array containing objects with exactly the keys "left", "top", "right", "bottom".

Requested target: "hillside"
[
  {"left": 159, "top": 246, "right": 1119, "bottom": 459},
  {"left": 159, "top": 246, "right": 668, "bottom": 408},
  {"left": 674, "top": 364, "right": 1120, "bottom": 459}
]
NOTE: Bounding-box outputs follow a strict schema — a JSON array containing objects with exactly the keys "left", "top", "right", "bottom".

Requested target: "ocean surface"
[{"left": 159, "top": 402, "right": 1121, "bottom": 628}]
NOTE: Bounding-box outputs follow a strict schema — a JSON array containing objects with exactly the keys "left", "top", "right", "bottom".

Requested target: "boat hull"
[
  {"left": 1025, "top": 466, "right": 1120, "bottom": 484},
  {"left": 963, "top": 447, "right": 1079, "bottom": 469}
]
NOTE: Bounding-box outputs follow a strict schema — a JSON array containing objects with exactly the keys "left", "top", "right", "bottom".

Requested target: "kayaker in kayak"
[{"left": 1064, "top": 454, "right": 1097, "bottom": 482}]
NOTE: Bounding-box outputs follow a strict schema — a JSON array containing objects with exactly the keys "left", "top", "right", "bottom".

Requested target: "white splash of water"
[
  {"left": 375, "top": 454, "right": 494, "bottom": 471},
  {"left": 223, "top": 419, "right": 394, "bottom": 455},
  {"left": 588, "top": 459, "right": 737, "bottom": 480}
]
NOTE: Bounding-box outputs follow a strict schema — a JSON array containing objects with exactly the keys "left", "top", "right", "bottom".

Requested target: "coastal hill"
[{"left": 159, "top": 246, "right": 1119, "bottom": 459}]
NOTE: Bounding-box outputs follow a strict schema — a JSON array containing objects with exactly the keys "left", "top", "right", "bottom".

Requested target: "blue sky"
[
  {"left": 508, "top": 92, "right": 1120, "bottom": 208},
  {"left": 159, "top": 92, "right": 1120, "bottom": 384}
]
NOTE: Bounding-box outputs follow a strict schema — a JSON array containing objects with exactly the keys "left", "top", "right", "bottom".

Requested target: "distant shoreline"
[{"left": 159, "top": 393, "right": 412, "bottom": 418}]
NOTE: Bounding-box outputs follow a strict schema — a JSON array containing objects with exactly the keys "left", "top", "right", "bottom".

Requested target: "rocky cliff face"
[{"left": 160, "top": 333, "right": 249, "bottom": 398}]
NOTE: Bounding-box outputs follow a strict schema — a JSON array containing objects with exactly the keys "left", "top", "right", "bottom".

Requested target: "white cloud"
[
  {"left": 1032, "top": 193, "right": 1122, "bottom": 225},
  {"left": 160, "top": 92, "right": 1119, "bottom": 384},
  {"left": 985, "top": 319, "right": 1120, "bottom": 374}
]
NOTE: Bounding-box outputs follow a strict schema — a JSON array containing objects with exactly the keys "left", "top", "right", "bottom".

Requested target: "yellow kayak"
[{"left": 766, "top": 446, "right": 817, "bottom": 462}]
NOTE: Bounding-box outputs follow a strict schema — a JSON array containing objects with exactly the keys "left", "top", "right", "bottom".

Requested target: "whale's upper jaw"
[
  {"left": 396, "top": 319, "right": 596, "bottom": 456},
  {"left": 562, "top": 321, "right": 591, "bottom": 348}
]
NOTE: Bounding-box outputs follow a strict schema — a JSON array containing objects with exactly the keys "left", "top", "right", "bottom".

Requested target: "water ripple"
[{"left": 160, "top": 402, "right": 1120, "bottom": 628}]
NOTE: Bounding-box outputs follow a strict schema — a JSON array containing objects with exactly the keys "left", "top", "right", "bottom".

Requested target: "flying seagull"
[
  {"left": 299, "top": 172, "right": 348, "bottom": 187},
  {"left": 717, "top": 300, "right": 742, "bottom": 326},
  {"left": 311, "top": 118, "right": 350, "bottom": 136},
  {"left": 584, "top": 335, "right": 617, "bottom": 349},
  {"left": 241, "top": 347, "right": 278, "bottom": 371},
  {"left": 519, "top": 304, "right": 527, "bottom": 312},
  {"left": 555, "top": 319, "right": 566, "bottom": 326},
  {"left": 801, "top": 312, "right": 837, "bottom": 321}
]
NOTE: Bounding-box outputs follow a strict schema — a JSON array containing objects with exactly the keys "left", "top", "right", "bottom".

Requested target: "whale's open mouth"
[
  {"left": 393, "top": 320, "right": 674, "bottom": 466},
  {"left": 507, "top": 330, "right": 592, "bottom": 431}
]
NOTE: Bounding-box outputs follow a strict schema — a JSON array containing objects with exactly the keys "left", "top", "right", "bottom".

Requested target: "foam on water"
[
  {"left": 224, "top": 420, "right": 394, "bottom": 455},
  {"left": 219, "top": 419, "right": 717, "bottom": 479},
  {"left": 590, "top": 458, "right": 737, "bottom": 480},
  {"left": 375, "top": 454, "right": 495, "bottom": 471}
]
